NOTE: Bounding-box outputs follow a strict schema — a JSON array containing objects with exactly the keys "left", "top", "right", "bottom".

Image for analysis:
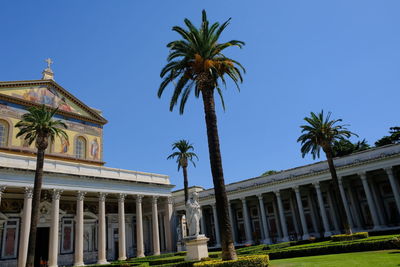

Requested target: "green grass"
[{"left": 269, "top": 250, "right": 400, "bottom": 267}]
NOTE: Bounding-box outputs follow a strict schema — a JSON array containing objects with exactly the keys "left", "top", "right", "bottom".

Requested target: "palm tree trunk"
[
  {"left": 183, "top": 166, "right": 189, "bottom": 204},
  {"left": 26, "top": 148, "right": 45, "bottom": 267},
  {"left": 324, "top": 148, "right": 352, "bottom": 235},
  {"left": 201, "top": 86, "right": 237, "bottom": 261}
]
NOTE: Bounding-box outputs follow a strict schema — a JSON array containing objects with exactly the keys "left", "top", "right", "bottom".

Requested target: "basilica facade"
[
  {"left": 173, "top": 144, "right": 400, "bottom": 247},
  {"left": 0, "top": 66, "right": 175, "bottom": 267}
]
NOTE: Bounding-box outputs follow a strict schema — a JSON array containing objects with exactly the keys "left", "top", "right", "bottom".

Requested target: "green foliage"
[
  {"left": 375, "top": 127, "right": 400, "bottom": 147},
  {"left": 297, "top": 110, "right": 357, "bottom": 159},
  {"left": 331, "top": 232, "right": 369, "bottom": 242},
  {"left": 158, "top": 10, "right": 245, "bottom": 114},
  {"left": 15, "top": 105, "right": 68, "bottom": 149},
  {"left": 167, "top": 140, "right": 198, "bottom": 170},
  {"left": 261, "top": 170, "right": 278, "bottom": 176},
  {"left": 193, "top": 255, "right": 269, "bottom": 267},
  {"left": 332, "top": 139, "right": 370, "bottom": 157}
]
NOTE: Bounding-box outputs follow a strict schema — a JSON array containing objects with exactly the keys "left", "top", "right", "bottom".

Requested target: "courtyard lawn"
[{"left": 269, "top": 250, "right": 400, "bottom": 267}]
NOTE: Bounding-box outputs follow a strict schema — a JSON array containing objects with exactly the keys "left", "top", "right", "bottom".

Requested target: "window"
[
  {"left": 0, "top": 120, "right": 9, "bottom": 147},
  {"left": 61, "top": 218, "right": 74, "bottom": 254},
  {"left": 75, "top": 137, "right": 86, "bottom": 159},
  {"left": 1, "top": 219, "right": 19, "bottom": 259}
]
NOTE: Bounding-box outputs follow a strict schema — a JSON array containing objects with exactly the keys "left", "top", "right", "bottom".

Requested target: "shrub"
[
  {"left": 193, "top": 255, "right": 269, "bottom": 267},
  {"left": 331, "top": 232, "right": 369, "bottom": 242},
  {"left": 147, "top": 256, "right": 185, "bottom": 265}
]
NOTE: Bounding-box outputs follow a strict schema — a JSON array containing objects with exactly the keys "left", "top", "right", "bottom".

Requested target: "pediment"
[
  {"left": 0, "top": 212, "right": 8, "bottom": 221},
  {"left": 0, "top": 80, "right": 107, "bottom": 125},
  {"left": 84, "top": 211, "right": 98, "bottom": 220}
]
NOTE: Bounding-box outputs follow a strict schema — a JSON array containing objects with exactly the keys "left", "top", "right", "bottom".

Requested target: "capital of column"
[
  {"left": 167, "top": 196, "right": 174, "bottom": 204},
  {"left": 338, "top": 176, "right": 343, "bottom": 186},
  {"left": 274, "top": 190, "right": 281, "bottom": 198},
  {"left": 240, "top": 197, "right": 247, "bottom": 203},
  {"left": 118, "top": 193, "right": 127, "bottom": 202},
  {"left": 51, "top": 189, "right": 63, "bottom": 200},
  {"left": 99, "top": 192, "right": 107, "bottom": 202},
  {"left": 0, "top": 185, "right": 6, "bottom": 195},
  {"left": 257, "top": 194, "right": 264, "bottom": 201},
  {"left": 152, "top": 196, "right": 158, "bottom": 205},
  {"left": 136, "top": 194, "right": 144, "bottom": 203},
  {"left": 384, "top": 167, "right": 394, "bottom": 177},
  {"left": 358, "top": 172, "right": 367, "bottom": 180},
  {"left": 76, "top": 191, "right": 86, "bottom": 201},
  {"left": 292, "top": 186, "right": 300, "bottom": 193},
  {"left": 312, "top": 181, "right": 320, "bottom": 189},
  {"left": 24, "top": 187, "right": 33, "bottom": 199}
]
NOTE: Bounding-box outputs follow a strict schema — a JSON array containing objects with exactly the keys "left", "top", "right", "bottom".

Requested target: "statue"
[{"left": 185, "top": 191, "right": 202, "bottom": 237}]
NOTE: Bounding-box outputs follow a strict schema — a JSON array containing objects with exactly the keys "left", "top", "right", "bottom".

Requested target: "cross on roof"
[{"left": 45, "top": 58, "right": 53, "bottom": 69}]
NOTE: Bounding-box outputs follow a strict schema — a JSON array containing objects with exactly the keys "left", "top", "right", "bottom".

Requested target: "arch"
[
  {"left": 0, "top": 119, "right": 10, "bottom": 148},
  {"left": 75, "top": 136, "right": 87, "bottom": 159}
]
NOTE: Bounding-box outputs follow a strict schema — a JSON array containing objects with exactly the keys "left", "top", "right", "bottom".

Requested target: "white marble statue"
[{"left": 186, "top": 191, "right": 202, "bottom": 237}]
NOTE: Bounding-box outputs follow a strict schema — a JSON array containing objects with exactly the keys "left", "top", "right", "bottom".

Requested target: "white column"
[
  {"left": 272, "top": 198, "right": 282, "bottom": 238},
  {"left": 289, "top": 195, "right": 300, "bottom": 235},
  {"left": 275, "top": 190, "right": 289, "bottom": 242},
  {"left": 326, "top": 191, "right": 340, "bottom": 233},
  {"left": 338, "top": 178, "right": 355, "bottom": 230},
  {"left": 74, "top": 191, "right": 86, "bottom": 266},
  {"left": 313, "top": 182, "right": 332, "bottom": 237},
  {"left": 48, "top": 189, "right": 62, "bottom": 267},
  {"left": 200, "top": 207, "right": 207, "bottom": 236},
  {"left": 228, "top": 201, "right": 237, "bottom": 244},
  {"left": 152, "top": 196, "right": 160, "bottom": 255},
  {"left": 136, "top": 195, "right": 145, "bottom": 258},
  {"left": 293, "top": 186, "right": 309, "bottom": 240},
  {"left": 359, "top": 172, "right": 381, "bottom": 229},
  {"left": 17, "top": 187, "right": 33, "bottom": 267},
  {"left": 211, "top": 204, "right": 221, "bottom": 247},
  {"left": 0, "top": 186, "right": 6, "bottom": 206},
  {"left": 97, "top": 193, "right": 108, "bottom": 264},
  {"left": 118, "top": 193, "right": 127, "bottom": 260},
  {"left": 257, "top": 194, "right": 271, "bottom": 244},
  {"left": 164, "top": 197, "right": 174, "bottom": 252},
  {"left": 385, "top": 167, "right": 400, "bottom": 216},
  {"left": 307, "top": 192, "right": 319, "bottom": 235},
  {"left": 240, "top": 197, "right": 253, "bottom": 244},
  {"left": 347, "top": 187, "right": 363, "bottom": 229}
]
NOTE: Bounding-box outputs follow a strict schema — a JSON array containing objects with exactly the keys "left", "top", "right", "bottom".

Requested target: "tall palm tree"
[
  {"left": 297, "top": 110, "right": 357, "bottom": 234},
  {"left": 15, "top": 105, "right": 68, "bottom": 267},
  {"left": 158, "top": 10, "right": 245, "bottom": 260},
  {"left": 167, "top": 140, "right": 198, "bottom": 203}
]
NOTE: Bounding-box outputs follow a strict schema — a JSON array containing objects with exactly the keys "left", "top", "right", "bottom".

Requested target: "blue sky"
[{"left": 0, "top": 1, "right": 399, "bottom": 190}]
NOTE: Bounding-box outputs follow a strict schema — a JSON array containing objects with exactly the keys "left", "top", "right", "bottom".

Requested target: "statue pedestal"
[{"left": 183, "top": 235, "right": 209, "bottom": 261}]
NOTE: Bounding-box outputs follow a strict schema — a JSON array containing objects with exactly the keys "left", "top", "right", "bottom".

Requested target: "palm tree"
[
  {"left": 15, "top": 105, "right": 68, "bottom": 267},
  {"left": 297, "top": 110, "right": 357, "bottom": 234},
  {"left": 158, "top": 10, "right": 245, "bottom": 260},
  {"left": 167, "top": 140, "right": 198, "bottom": 203}
]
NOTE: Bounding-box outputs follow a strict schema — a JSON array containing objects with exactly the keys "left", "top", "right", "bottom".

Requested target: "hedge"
[
  {"left": 268, "top": 236, "right": 400, "bottom": 259},
  {"left": 331, "top": 232, "right": 369, "bottom": 242},
  {"left": 193, "top": 255, "right": 269, "bottom": 267}
]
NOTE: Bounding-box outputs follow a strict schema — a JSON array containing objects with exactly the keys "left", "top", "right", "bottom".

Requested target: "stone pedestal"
[{"left": 184, "top": 235, "right": 209, "bottom": 261}]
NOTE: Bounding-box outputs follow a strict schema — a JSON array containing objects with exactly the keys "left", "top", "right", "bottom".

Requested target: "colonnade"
[
  {"left": 198, "top": 167, "right": 400, "bottom": 246},
  {"left": 0, "top": 188, "right": 174, "bottom": 267}
]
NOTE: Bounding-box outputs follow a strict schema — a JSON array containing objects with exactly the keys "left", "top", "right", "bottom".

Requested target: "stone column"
[
  {"left": 359, "top": 172, "right": 381, "bottom": 229},
  {"left": 326, "top": 191, "right": 340, "bottom": 233},
  {"left": 118, "top": 193, "right": 127, "bottom": 260},
  {"left": 164, "top": 197, "right": 174, "bottom": 252},
  {"left": 240, "top": 197, "right": 253, "bottom": 244},
  {"left": 200, "top": 207, "right": 207, "bottom": 236},
  {"left": 307, "top": 192, "right": 319, "bottom": 234},
  {"left": 97, "top": 193, "right": 108, "bottom": 264},
  {"left": 48, "top": 189, "right": 62, "bottom": 267},
  {"left": 272, "top": 198, "right": 282, "bottom": 238},
  {"left": 257, "top": 194, "right": 271, "bottom": 244},
  {"left": 337, "top": 178, "right": 355, "bottom": 230},
  {"left": 74, "top": 191, "right": 86, "bottom": 266},
  {"left": 385, "top": 167, "right": 400, "bottom": 216},
  {"left": 275, "top": 190, "right": 289, "bottom": 242},
  {"left": 293, "top": 186, "right": 309, "bottom": 240},
  {"left": 211, "top": 204, "right": 221, "bottom": 247},
  {"left": 136, "top": 195, "right": 145, "bottom": 257},
  {"left": 152, "top": 196, "right": 160, "bottom": 255},
  {"left": 0, "top": 186, "right": 6, "bottom": 206},
  {"left": 289, "top": 195, "right": 300, "bottom": 235},
  {"left": 17, "top": 187, "right": 33, "bottom": 267},
  {"left": 313, "top": 182, "right": 332, "bottom": 237},
  {"left": 228, "top": 201, "right": 237, "bottom": 244}
]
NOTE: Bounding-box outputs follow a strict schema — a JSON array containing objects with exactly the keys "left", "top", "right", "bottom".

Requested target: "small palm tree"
[
  {"left": 15, "top": 105, "right": 68, "bottom": 267},
  {"left": 167, "top": 140, "right": 198, "bottom": 203},
  {"left": 158, "top": 10, "right": 245, "bottom": 260},
  {"left": 297, "top": 110, "right": 357, "bottom": 234}
]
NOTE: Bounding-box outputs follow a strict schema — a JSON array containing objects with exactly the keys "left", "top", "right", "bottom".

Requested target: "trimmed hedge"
[
  {"left": 193, "top": 255, "right": 269, "bottom": 267},
  {"left": 268, "top": 237, "right": 400, "bottom": 259},
  {"left": 331, "top": 232, "right": 369, "bottom": 242}
]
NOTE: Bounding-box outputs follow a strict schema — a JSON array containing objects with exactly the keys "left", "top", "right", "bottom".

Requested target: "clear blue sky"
[{"left": 1, "top": 1, "right": 399, "bottom": 190}]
